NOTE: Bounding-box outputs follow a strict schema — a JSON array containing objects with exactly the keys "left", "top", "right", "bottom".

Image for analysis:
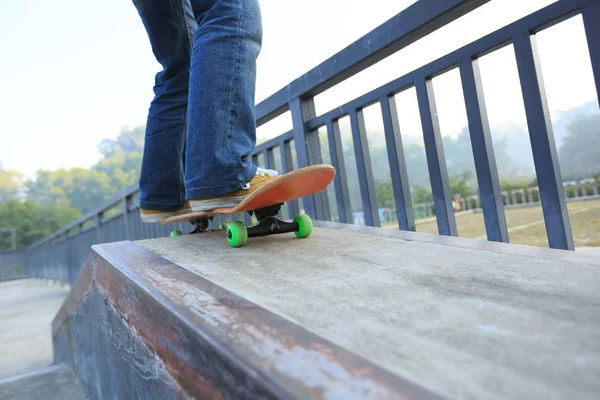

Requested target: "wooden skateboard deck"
[
  {"left": 162, "top": 164, "right": 335, "bottom": 247},
  {"left": 161, "top": 164, "right": 335, "bottom": 224}
]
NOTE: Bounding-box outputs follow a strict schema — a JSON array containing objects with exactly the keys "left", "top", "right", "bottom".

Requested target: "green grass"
[{"left": 382, "top": 199, "right": 600, "bottom": 249}]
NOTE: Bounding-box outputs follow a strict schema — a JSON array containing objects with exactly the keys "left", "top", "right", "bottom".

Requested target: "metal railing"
[
  {"left": 2, "top": 0, "right": 599, "bottom": 284},
  {"left": 0, "top": 250, "right": 27, "bottom": 282}
]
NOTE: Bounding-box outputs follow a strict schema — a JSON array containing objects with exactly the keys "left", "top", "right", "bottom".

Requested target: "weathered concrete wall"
[
  {"left": 55, "top": 286, "right": 184, "bottom": 400},
  {"left": 53, "top": 238, "right": 439, "bottom": 400}
]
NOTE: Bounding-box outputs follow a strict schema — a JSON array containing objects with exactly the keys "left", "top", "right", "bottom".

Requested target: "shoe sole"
[
  {"left": 189, "top": 195, "right": 247, "bottom": 212},
  {"left": 141, "top": 208, "right": 192, "bottom": 223}
]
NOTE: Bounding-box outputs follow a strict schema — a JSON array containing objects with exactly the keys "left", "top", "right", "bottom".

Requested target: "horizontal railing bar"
[
  {"left": 29, "top": 182, "right": 139, "bottom": 249},
  {"left": 102, "top": 213, "right": 124, "bottom": 224},
  {"left": 307, "top": 0, "right": 591, "bottom": 132},
  {"left": 256, "top": 0, "right": 490, "bottom": 126},
  {"left": 252, "top": 130, "right": 293, "bottom": 155}
]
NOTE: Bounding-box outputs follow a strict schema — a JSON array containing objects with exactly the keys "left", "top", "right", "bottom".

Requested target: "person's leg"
[
  {"left": 185, "top": 0, "right": 276, "bottom": 211},
  {"left": 133, "top": 0, "right": 197, "bottom": 222}
]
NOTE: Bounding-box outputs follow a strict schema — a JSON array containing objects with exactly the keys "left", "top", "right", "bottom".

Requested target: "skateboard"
[{"left": 161, "top": 164, "right": 336, "bottom": 247}]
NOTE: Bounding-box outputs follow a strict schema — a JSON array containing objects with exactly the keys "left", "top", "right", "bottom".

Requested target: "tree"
[
  {"left": 558, "top": 113, "right": 600, "bottom": 180},
  {"left": 411, "top": 185, "right": 432, "bottom": 203},
  {"left": 449, "top": 171, "right": 475, "bottom": 199},
  {"left": 442, "top": 129, "right": 475, "bottom": 178},
  {"left": 26, "top": 168, "right": 114, "bottom": 214},
  {"left": 0, "top": 200, "right": 80, "bottom": 251},
  {"left": 93, "top": 149, "right": 142, "bottom": 190},
  {"left": 24, "top": 126, "right": 146, "bottom": 214},
  {"left": 375, "top": 180, "right": 394, "bottom": 208},
  {"left": 0, "top": 165, "right": 25, "bottom": 204},
  {"left": 97, "top": 126, "right": 145, "bottom": 158}
]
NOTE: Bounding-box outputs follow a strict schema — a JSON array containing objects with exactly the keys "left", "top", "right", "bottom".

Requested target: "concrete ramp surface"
[{"left": 52, "top": 223, "right": 600, "bottom": 399}]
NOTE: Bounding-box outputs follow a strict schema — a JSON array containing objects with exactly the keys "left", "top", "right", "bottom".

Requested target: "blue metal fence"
[
  {"left": 1, "top": 0, "right": 599, "bottom": 284},
  {"left": 0, "top": 250, "right": 27, "bottom": 282}
]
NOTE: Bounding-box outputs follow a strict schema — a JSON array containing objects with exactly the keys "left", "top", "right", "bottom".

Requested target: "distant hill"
[
  {"left": 490, "top": 100, "right": 599, "bottom": 179},
  {"left": 322, "top": 100, "right": 599, "bottom": 210}
]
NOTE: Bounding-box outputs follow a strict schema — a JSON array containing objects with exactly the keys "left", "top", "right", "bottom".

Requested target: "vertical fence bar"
[
  {"left": 289, "top": 97, "right": 318, "bottom": 218},
  {"left": 380, "top": 95, "right": 416, "bottom": 231},
  {"left": 308, "top": 131, "right": 332, "bottom": 221},
  {"left": 582, "top": 1, "right": 600, "bottom": 108},
  {"left": 459, "top": 58, "right": 509, "bottom": 243},
  {"left": 280, "top": 140, "right": 300, "bottom": 217},
  {"left": 264, "top": 147, "right": 284, "bottom": 218},
  {"left": 265, "top": 148, "right": 276, "bottom": 171},
  {"left": 280, "top": 140, "right": 292, "bottom": 173},
  {"left": 349, "top": 109, "right": 381, "bottom": 227},
  {"left": 122, "top": 196, "right": 131, "bottom": 240},
  {"left": 513, "top": 33, "right": 574, "bottom": 250},
  {"left": 246, "top": 154, "right": 260, "bottom": 224},
  {"left": 96, "top": 213, "right": 103, "bottom": 244},
  {"left": 326, "top": 120, "right": 353, "bottom": 224},
  {"left": 415, "top": 77, "right": 458, "bottom": 236}
]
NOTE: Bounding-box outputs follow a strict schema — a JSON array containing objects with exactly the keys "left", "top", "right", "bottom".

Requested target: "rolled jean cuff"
[
  {"left": 139, "top": 198, "right": 186, "bottom": 211},
  {"left": 185, "top": 163, "right": 257, "bottom": 199}
]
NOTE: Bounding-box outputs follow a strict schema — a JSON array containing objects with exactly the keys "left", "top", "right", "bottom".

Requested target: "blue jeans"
[{"left": 133, "top": 0, "right": 261, "bottom": 210}]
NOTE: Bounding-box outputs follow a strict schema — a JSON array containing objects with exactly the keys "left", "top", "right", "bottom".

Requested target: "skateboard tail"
[{"left": 237, "top": 168, "right": 334, "bottom": 213}]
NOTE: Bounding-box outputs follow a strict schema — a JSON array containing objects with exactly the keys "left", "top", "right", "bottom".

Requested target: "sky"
[{"left": 0, "top": 0, "right": 598, "bottom": 178}]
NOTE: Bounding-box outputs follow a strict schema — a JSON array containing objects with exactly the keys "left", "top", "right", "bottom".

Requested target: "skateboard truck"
[
  {"left": 226, "top": 203, "right": 312, "bottom": 248},
  {"left": 170, "top": 217, "right": 212, "bottom": 237},
  {"left": 171, "top": 204, "right": 313, "bottom": 248},
  {"left": 190, "top": 217, "right": 212, "bottom": 233},
  {"left": 244, "top": 204, "right": 298, "bottom": 237}
]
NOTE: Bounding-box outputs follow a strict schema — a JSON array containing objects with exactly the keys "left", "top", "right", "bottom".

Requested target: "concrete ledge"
[
  {"left": 53, "top": 239, "right": 441, "bottom": 399},
  {"left": 136, "top": 224, "right": 600, "bottom": 399},
  {"left": 313, "top": 221, "right": 600, "bottom": 266}
]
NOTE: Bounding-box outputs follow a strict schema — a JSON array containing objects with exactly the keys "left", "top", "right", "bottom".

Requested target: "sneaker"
[
  {"left": 189, "top": 167, "right": 279, "bottom": 212},
  {"left": 140, "top": 201, "right": 192, "bottom": 223}
]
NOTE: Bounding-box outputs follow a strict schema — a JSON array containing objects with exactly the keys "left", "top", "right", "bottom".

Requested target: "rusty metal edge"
[{"left": 70, "top": 240, "right": 447, "bottom": 400}]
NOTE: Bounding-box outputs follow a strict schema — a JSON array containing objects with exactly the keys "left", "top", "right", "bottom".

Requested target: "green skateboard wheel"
[
  {"left": 227, "top": 221, "right": 248, "bottom": 248},
  {"left": 170, "top": 230, "right": 183, "bottom": 237},
  {"left": 293, "top": 214, "right": 312, "bottom": 238}
]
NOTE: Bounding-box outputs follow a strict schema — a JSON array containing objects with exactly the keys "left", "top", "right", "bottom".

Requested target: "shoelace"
[
  {"left": 242, "top": 167, "right": 279, "bottom": 189},
  {"left": 256, "top": 167, "right": 278, "bottom": 177}
]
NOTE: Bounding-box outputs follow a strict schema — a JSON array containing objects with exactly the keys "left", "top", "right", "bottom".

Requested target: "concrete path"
[
  {"left": 0, "top": 279, "right": 70, "bottom": 379},
  {"left": 0, "top": 363, "right": 88, "bottom": 399}
]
